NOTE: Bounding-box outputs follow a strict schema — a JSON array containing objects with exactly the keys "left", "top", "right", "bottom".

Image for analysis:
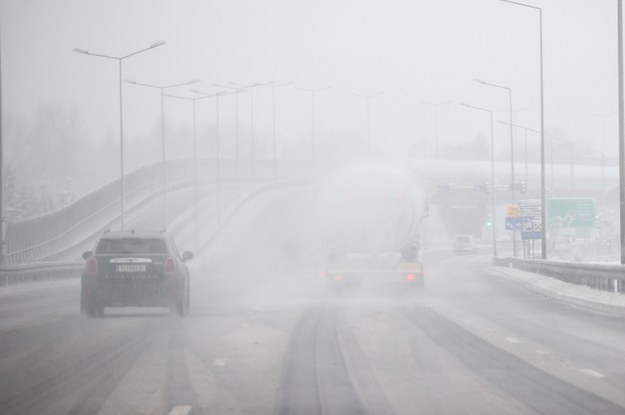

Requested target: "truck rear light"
[
  {"left": 320, "top": 271, "right": 327, "bottom": 278},
  {"left": 85, "top": 257, "right": 98, "bottom": 275},
  {"left": 334, "top": 274, "right": 343, "bottom": 281},
  {"left": 164, "top": 257, "right": 176, "bottom": 275},
  {"left": 405, "top": 273, "right": 415, "bottom": 281}
]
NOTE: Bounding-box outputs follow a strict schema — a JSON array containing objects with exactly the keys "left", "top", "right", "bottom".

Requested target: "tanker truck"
[{"left": 320, "top": 164, "right": 428, "bottom": 295}]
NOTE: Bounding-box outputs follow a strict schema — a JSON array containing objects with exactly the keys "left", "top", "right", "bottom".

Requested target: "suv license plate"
[{"left": 116, "top": 264, "right": 146, "bottom": 273}]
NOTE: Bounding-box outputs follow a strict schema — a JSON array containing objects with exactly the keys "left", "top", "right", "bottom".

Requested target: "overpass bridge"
[{"left": 2, "top": 157, "right": 615, "bottom": 266}]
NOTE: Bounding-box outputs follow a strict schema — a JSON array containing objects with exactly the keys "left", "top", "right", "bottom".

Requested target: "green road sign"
[{"left": 547, "top": 198, "right": 595, "bottom": 228}]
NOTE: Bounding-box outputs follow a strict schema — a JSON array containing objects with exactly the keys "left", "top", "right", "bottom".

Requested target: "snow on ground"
[{"left": 490, "top": 264, "right": 625, "bottom": 314}]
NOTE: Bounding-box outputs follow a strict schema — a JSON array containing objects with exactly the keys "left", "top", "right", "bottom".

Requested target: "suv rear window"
[{"left": 95, "top": 238, "right": 169, "bottom": 255}]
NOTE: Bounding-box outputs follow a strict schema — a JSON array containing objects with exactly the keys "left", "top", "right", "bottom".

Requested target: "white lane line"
[
  {"left": 505, "top": 337, "right": 521, "bottom": 344},
  {"left": 212, "top": 358, "right": 226, "bottom": 367},
  {"left": 579, "top": 368, "right": 606, "bottom": 379},
  {"left": 169, "top": 405, "right": 193, "bottom": 415},
  {"left": 535, "top": 349, "right": 547, "bottom": 356}
]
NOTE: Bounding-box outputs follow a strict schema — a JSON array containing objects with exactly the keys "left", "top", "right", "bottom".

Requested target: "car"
[
  {"left": 80, "top": 229, "right": 193, "bottom": 317},
  {"left": 452, "top": 234, "right": 477, "bottom": 253}
]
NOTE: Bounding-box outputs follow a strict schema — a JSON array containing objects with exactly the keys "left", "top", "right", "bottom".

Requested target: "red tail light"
[
  {"left": 85, "top": 257, "right": 97, "bottom": 275},
  {"left": 164, "top": 257, "right": 176, "bottom": 275},
  {"left": 320, "top": 271, "right": 327, "bottom": 278},
  {"left": 334, "top": 274, "right": 343, "bottom": 281},
  {"left": 405, "top": 273, "right": 415, "bottom": 281}
]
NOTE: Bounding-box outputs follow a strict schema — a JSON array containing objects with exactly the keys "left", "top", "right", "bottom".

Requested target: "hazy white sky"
[{"left": 0, "top": 0, "right": 620, "bottom": 164}]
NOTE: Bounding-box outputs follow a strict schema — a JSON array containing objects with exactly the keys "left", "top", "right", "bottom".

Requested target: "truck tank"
[{"left": 319, "top": 163, "right": 427, "bottom": 293}]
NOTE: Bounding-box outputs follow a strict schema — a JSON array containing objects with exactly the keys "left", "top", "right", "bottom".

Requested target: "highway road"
[{"left": 1, "top": 185, "right": 625, "bottom": 414}]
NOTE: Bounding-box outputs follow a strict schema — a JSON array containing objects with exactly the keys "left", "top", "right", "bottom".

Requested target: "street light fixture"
[
  {"left": 125, "top": 78, "right": 200, "bottom": 230},
  {"left": 461, "top": 102, "right": 498, "bottom": 258},
  {"left": 352, "top": 91, "right": 385, "bottom": 156},
  {"left": 294, "top": 86, "right": 331, "bottom": 162},
  {"left": 419, "top": 101, "right": 451, "bottom": 159},
  {"left": 474, "top": 78, "right": 517, "bottom": 256},
  {"left": 500, "top": 0, "right": 547, "bottom": 259},
  {"left": 73, "top": 40, "right": 166, "bottom": 230}
]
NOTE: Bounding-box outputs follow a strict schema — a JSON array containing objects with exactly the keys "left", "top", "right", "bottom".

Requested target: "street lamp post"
[
  {"left": 212, "top": 84, "right": 247, "bottom": 199},
  {"left": 461, "top": 103, "right": 498, "bottom": 257},
  {"left": 619, "top": 0, "right": 625, "bottom": 265},
  {"left": 0, "top": 26, "right": 4, "bottom": 263},
  {"left": 500, "top": 0, "right": 546, "bottom": 259},
  {"left": 550, "top": 136, "right": 575, "bottom": 189},
  {"left": 497, "top": 120, "right": 535, "bottom": 194},
  {"left": 191, "top": 89, "right": 235, "bottom": 220},
  {"left": 505, "top": 106, "right": 530, "bottom": 186},
  {"left": 474, "top": 78, "right": 517, "bottom": 256},
  {"left": 266, "top": 82, "right": 294, "bottom": 179},
  {"left": 230, "top": 82, "right": 274, "bottom": 188},
  {"left": 352, "top": 91, "right": 385, "bottom": 156},
  {"left": 420, "top": 101, "right": 451, "bottom": 158},
  {"left": 164, "top": 93, "right": 211, "bottom": 251},
  {"left": 73, "top": 41, "right": 166, "bottom": 230},
  {"left": 125, "top": 78, "right": 200, "bottom": 230},
  {"left": 294, "top": 86, "right": 331, "bottom": 162},
  {"left": 591, "top": 112, "right": 617, "bottom": 187}
]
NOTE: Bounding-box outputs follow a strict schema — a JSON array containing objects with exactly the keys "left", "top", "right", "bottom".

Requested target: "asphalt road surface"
[{"left": 1, "top": 186, "right": 625, "bottom": 414}]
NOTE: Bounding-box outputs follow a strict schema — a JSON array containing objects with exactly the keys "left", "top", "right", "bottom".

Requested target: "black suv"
[{"left": 81, "top": 230, "right": 193, "bottom": 317}]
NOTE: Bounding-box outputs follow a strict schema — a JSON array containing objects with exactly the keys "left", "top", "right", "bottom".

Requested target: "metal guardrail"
[
  {"left": 0, "top": 262, "right": 82, "bottom": 286},
  {"left": 493, "top": 257, "right": 625, "bottom": 294}
]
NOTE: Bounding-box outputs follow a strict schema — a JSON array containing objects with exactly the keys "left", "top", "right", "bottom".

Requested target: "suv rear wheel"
[
  {"left": 174, "top": 279, "right": 190, "bottom": 317},
  {"left": 81, "top": 288, "right": 103, "bottom": 318}
]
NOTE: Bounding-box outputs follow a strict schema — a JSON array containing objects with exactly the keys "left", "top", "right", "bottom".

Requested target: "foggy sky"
[{"left": 0, "top": 0, "right": 619, "bottom": 168}]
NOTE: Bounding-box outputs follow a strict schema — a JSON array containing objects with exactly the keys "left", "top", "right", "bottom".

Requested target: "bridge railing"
[
  {"left": 3, "top": 158, "right": 307, "bottom": 265},
  {"left": 493, "top": 257, "right": 625, "bottom": 294},
  {"left": 0, "top": 178, "right": 308, "bottom": 286},
  {"left": 4, "top": 160, "right": 193, "bottom": 265}
]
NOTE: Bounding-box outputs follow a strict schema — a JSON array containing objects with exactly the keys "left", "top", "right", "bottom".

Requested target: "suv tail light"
[
  {"left": 164, "top": 257, "right": 176, "bottom": 276},
  {"left": 85, "top": 257, "right": 98, "bottom": 275}
]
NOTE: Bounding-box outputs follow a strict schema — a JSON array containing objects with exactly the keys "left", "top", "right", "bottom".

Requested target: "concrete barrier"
[{"left": 0, "top": 262, "right": 82, "bottom": 286}]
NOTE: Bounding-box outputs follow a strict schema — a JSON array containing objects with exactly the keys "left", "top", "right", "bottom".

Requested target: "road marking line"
[
  {"left": 169, "top": 405, "right": 193, "bottom": 415},
  {"left": 535, "top": 349, "right": 547, "bottom": 355},
  {"left": 505, "top": 337, "right": 521, "bottom": 344},
  {"left": 579, "top": 368, "right": 606, "bottom": 379},
  {"left": 212, "top": 358, "right": 226, "bottom": 367}
]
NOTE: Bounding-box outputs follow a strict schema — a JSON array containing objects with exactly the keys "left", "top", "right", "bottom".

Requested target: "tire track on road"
[
  {"left": 402, "top": 306, "right": 625, "bottom": 414},
  {"left": 165, "top": 323, "right": 198, "bottom": 415},
  {"left": 275, "top": 304, "right": 393, "bottom": 415},
  {"left": 0, "top": 318, "right": 164, "bottom": 415}
]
